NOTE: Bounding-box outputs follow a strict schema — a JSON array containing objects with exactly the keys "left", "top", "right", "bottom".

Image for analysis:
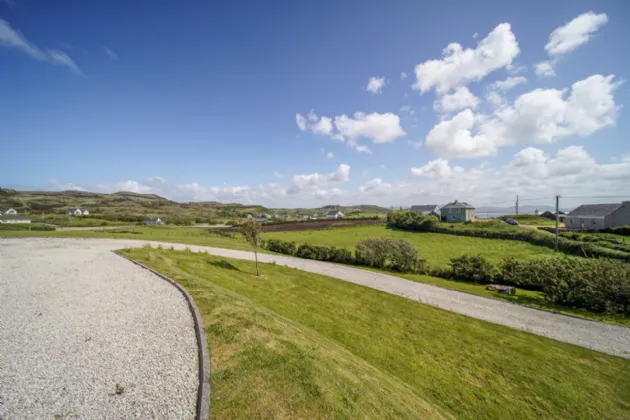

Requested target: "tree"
[{"left": 240, "top": 219, "right": 262, "bottom": 276}]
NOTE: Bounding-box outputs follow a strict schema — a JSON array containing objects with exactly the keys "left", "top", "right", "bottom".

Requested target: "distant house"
[
  {"left": 144, "top": 218, "right": 164, "bottom": 225},
  {"left": 247, "top": 214, "right": 253, "bottom": 219},
  {"left": 282, "top": 214, "right": 289, "bottom": 219},
  {"left": 0, "top": 208, "right": 17, "bottom": 215},
  {"left": 65, "top": 208, "right": 87, "bottom": 216},
  {"left": 0, "top": 215, "right": 31, "bottom": 224},
  {"left": 410, "top": 205, "right": 440, "bottom": 218},
  {"left": 326, "top": 210, "right": 345, "bottom": 219},
  {"left": 440, "top": 200, "right": 475, "bottom": 223},
  {"left": 564, "top": 202, "right": 630, "bottom": 230},
  {"left": 540, "top": 210, "right": 565, "bottom": 222}
]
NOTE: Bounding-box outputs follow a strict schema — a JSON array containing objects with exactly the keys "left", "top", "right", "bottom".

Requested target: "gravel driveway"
[{"left": 0, "top": 239, "right": 198, "bottom": 419}]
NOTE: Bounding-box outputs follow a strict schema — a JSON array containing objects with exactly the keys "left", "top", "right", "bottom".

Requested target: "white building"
[
  {"left": 144, "top": 218, "right": 164, "bottom": 225},
  {"left": 0, "top": 215, "right": 31, "bottom": 224},
  {"left": 326, "top": 210, "right": 345, "bottom": 219},
  {"left": 0, "top": 208, "right": 17, "bottom": 215},
  {"left": 65, "top": 208, "right": 88, "bottom": 216}
]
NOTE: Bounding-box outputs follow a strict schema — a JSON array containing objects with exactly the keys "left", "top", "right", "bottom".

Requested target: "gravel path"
[{"left": 0, "top": 239, "right": 198, "bottom": 419}]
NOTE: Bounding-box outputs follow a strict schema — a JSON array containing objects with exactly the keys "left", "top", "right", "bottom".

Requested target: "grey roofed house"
[
  {"left": 440, "top": 200, "right": 475, "bottom": 223},
  {"left": 410, "top": 205, "right": 440, "bottom": 218},
  {"left": 564, "top": 202, "right": 630, "bottom": 230}
]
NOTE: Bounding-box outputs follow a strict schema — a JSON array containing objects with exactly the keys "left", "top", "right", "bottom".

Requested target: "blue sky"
[{"left": 1, "top": 0, "right": 629, "bottom": 208}]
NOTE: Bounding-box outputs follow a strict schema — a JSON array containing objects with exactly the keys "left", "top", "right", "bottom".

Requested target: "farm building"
[
  {"left": 326, "top": 210, "right": 345, "bottom": 219},
  {"left": 410, "top": 205, "right": 440, "bottom": 218},
  {"left": 0, "top": 208, "right": 17, "bottom": 215},
  {"left": 0, "top": 215, "right": 31, "bottom": 224},
  {"left": 144, "top": 218, "right": 164, "bottom": 225},
  {"left": 564, "top": 202, "right": 630, "bottom": 230},
  {"left": 540, "top": 210, "right": 565, "bottom": 222},
  {"left": 440, "top": 200, "right": 475, "bottom": 223}
]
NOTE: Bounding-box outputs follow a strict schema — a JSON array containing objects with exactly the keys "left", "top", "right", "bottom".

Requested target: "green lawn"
[
  {"left": 264, "top": 224, "right": 554, "bottom": 266},
  {"left": 119, "top": 247, "right": 630, "bottom": 420}
]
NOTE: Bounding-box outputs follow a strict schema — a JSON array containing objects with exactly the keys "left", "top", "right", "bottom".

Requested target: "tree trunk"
[{"left": 254, "top": 245, "right": 259, "bottom": 276}]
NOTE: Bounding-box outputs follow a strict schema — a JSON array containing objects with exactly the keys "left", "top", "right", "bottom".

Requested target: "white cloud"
[
  {"left": 534, "top": 61, "right": 556, "bottom": 77},
  {"left": 425, "top": 109, "right": 496, "bottom": 158},
  {"left": 400, "top": 72, "right": 408, "bottom": 80},
  {"left": 506, "top": 64, "right": 527, "bottom": 75},
  {"left": 0, "top": 19, "right": 81, "bottom": 74},
  {"left": 334, "top": 112, "right": 405, "bottom": 143},
  {"left": 288, "top": 164, "right": 351, "bottom": 195},
  {"left": 326, "top": 151, "right": 334, "bottom": 159},
  {"left": 413, "top": 23, "right": 519, "bottom": 94},
  {"left": 354, "top": 145, "right": 373, "bottom": 154},
  {"left": 49, "top": 179, "right": 87, "bottom": 192},
  {"left": 492, "top": 76, "right": 527, "bottom": 91},
  {"left": 273, "top": 171, "right": 285, "bottom": 179},
  {"left": 425, "top": 74, "right": 620, "bottom": 158},
  {"left": 485, "top": 91, "right": 504, "bottom": 107},
  {"left": 296, "top": 113, "right": 307, "bottom": 131},
  {"left": 408, "top": 140, "right": 423, "bottom": 150},
  {"left": 411, "top": 158, "right": 464, "bottom": 178},
  {"left": 366, "top": 77, "right": 386, "bottom": 94},
  {"left": 311, "top": 116, "right": 333, "bottom": 135},
  {"left": 545, "top": 12, "right": 608, "bottom": 56},
  {"left": 104, "top": 47, "right": 118, "bottom": 61},
  {"left": 433, "top": 86, "right": 480, "bottom": 113},
  {"left": 472, "top": 33, "right": 478, "bottom": 39},
  {"left": 400, "top": 105, "right": 411, "bottom": 112}
]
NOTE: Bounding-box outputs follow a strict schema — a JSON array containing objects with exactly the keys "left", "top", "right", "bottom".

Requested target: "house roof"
[
  {"left": 567, "top": 203, "right": 623, "bottom": 218},
  {"left": 442, "top": 200, "right": 475, "bottom": 209},
  {"left": 326, "top": 210, "right": 342, "bottom": 215},
  {"left": 410, "top": 205, "right": 438, "bottom": 212},
  {"left": 144, "top": 217, "right": 162, "bottom": 221},
  {"left": 0, "top": 215, "right": 30, "bottom": 221}
]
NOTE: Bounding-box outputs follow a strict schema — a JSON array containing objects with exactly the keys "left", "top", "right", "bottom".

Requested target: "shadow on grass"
[{"left": 209, "top": 260, "right": 241, "bottom": 271}]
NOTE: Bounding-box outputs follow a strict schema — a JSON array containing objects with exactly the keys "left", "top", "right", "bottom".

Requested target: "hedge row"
[
  {"left": 387, "top": 210, "right": 630, "bottom": 262},
  {"left": 0, "top": 223, "right": 56, "bottom": 231},
  {"left": 439, "top": 254, "right": 630, "bottom": 315},
  {"left": 262, "top": 237, "right": 424, "bottom": 273}
]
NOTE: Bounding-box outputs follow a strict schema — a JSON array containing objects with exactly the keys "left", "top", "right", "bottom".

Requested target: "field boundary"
[{"left": 114, "top": 252, "right": 211, "bottom": 420}]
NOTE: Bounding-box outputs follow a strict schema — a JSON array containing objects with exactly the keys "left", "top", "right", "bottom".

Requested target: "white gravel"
[{"left": 0, "top": 238, "right": 198, "bottom": 420}]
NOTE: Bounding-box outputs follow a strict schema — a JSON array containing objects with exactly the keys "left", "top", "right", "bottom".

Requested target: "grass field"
[
  {"left": 3, "top": 225, "right": 628, "bottom": 326},
  {"left": 264, "top": 224, "right": 554, "bottom": 266},
  {"left": 498, "top": 215, "right": 560, "bottom": 226},
  {"left": 119, "top": 247, "right": 630, "bottom": 420}
]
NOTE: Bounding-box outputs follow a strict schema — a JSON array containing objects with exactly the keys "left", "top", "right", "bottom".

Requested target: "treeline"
[
  {"left": 386, "top": 210, "right": 630, "bottom": 262},
  {"left": 262, "top": 237, "right": 630, "bottom": 316}
]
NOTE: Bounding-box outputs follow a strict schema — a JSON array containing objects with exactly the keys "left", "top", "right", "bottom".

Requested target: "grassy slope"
[
  {"left": 120, "top": 248, "right": 630, "bottom": 420},
  {"left": 264, "top": 224, "right": 554, "bottom": 266}
]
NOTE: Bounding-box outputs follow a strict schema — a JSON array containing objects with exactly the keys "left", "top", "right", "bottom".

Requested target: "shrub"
[
  {"left": 296, "top": 244, "right": 331, "bottom": 261},
  {"left": 355, "top": 237, "right": 390, "bottom": 268},
  {"left": 387, "top": 210, "right": 438, "bottom": 231},
  {"left": 328, "top": 247, "right": 355, "bottom": 264},
  {"left": 498, "top": 257, "right": 546, "bottom": 290},
  {"left": 264, "top": 239, "right": 297, "bottom": 255},
  {"left": 355, "top": 237, "right": 421, "bottom": 272},
  {"left": 449, "top": 254, "right": 497, "bottom": 284},
  {"left": 0, "top": 223, "right": 55, "bottom": 231}
]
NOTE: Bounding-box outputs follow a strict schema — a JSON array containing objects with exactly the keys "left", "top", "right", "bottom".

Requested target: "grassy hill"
[{"left": 0, "top": 188, "right": 388, "bottom": 224}]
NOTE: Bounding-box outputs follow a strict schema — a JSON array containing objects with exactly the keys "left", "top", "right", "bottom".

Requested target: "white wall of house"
[
  {"left": 565, "top": 217, "right": 606, "bottom": 230},
  {"left": 2, "top": 209, "right": 17, "bottom": 215},
  {"left": 0, "top": 218, "right": 30, "bottom": 224}
]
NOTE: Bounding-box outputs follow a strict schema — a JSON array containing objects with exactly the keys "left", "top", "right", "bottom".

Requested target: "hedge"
[{"left": 0, "top": 223, "right": 56, "bottom": 231}]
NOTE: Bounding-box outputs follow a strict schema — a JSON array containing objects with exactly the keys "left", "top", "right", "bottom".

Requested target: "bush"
[
  {"left": 296, "top": 244, "right": 331, "bottom": 261},
  {"left": 328, "top": 247, "right": 355, "bottom": 264},
  {"left": 498, "top": 257, "right": 546, "bottom": 290},
  {"left": 355, "top": 237, "right": 422, "bottom": 272},
  {"left": 355, "top": 237, "right": 390, "bottom": 268},
  {"left": 264, "top": 239, "right": 297, "bottom": 255},
  {"left": 387, "top": 210, "right": 438, "bottom": 231},
  {"left": 449, "top": 254, "right": 497, "bottom": 284}
]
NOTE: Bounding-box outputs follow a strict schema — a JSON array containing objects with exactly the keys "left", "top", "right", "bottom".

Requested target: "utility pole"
[
  {"left": 555, "top": 195, "right": 560, "bottom": 252},
  {"left": 516, "top": 194, "right": 519, "bottom": 215}
]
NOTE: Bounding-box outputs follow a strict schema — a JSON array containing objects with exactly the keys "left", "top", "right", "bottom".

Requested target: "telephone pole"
[
  {"left": 555, "top": 195, "right": 560, "bottom": 252},
  {"left": 516, "top": 194, "right": 519, "bottom": 215}
]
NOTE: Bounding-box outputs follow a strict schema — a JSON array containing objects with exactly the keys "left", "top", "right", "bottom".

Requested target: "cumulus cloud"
[
  {"left": 424, "top": 74, "right": 621, "bottom": 158},
  {"left": 545, "top": 12, "right": 608, "bottom": 56},
  {"left": 492, "top": 76, "right": 527, "bottom": 91},
  {"left": 334, "top": 112, "right": 405, "bottom": 143},
  {"left": 311, "top": 116, "right": 333, "bottom": 135},
  {"left": 49, "top": 179, "right": 87, "bottom": 192},
  {"left": 433, "top": 86, "right": 480, "bottom": 114},
  {"left": 411, "top": 159, "right": 464, "bottom": 178},
  {"left": 413, "top": 23, "right": 519, "bottom": 94},
  {"left": 534, "top": 61, "right": 556, "bottom": 77},
  {"left": 366, "top": 77, "right": 386, "bottom": 94},
  {"left": 296, "top": 113, "right": 307, "bottom": 131},
  {"left": 0, "top": 19, "right": 82, "bottom": 74}
]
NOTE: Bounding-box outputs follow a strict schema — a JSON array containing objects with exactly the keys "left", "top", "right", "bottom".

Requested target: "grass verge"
[{"left": 119, "top": 247, "right": 630, "bottom": 420}]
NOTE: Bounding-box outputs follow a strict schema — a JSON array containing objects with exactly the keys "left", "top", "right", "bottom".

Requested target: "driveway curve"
[{"left": 0, "top": 238, "right": 199, "bottom": 419}]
